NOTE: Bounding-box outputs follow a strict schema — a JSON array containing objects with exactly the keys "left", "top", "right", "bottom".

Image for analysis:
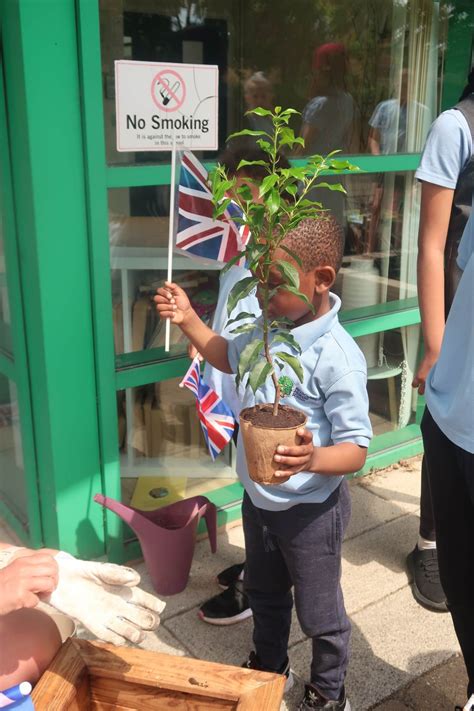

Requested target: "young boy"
[{"left": 155, "top": 216, "right": 372, "bottom": 710}]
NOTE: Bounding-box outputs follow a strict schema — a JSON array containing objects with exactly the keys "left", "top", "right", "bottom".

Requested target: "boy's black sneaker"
[
  {"left": 298, "top": 684, "right": 351, "bottom": 710},
  {"left": 242, "top": 650, "right": 294, "bottom": 693},
  {"left": 198, "top": 580, "right": 252, "bottom": 625},
  {"left": 216, "top": 562, "right": 245, "bottom": 589},
  {"left": 406, "top": 546, "right": 448, "bottom": 611}
]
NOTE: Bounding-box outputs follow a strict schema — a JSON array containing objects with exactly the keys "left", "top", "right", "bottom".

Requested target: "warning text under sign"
[{"left": 115, "top": 60, "right": 219, "bottom": 152}]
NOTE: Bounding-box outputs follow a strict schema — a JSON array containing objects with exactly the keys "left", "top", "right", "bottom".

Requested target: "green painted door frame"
[
  {"left": 0, "top": 0, "right": 105, "bottom": 556},
  {"left": 0, "top": 0, "right": 472, "bottom": 561}
]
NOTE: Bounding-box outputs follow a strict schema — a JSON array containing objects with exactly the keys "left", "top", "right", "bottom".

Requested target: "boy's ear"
[{"left": 314, "top": 266, "right": 336, "bottom": 293}]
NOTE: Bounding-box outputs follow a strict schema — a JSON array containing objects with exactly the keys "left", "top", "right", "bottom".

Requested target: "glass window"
[
  {"left": 0, "top": 375, "right": 28, "bottom": 527},
  {"left": 333, "top": 171, "right": 420, "bottom": 310},
  {"left": 99, "top": 0, "right": 448, "bottom": 165},
  {"left": 109, "top": 187, "right": 221, "bottom": 356},
  {"left": 118, "top": 379, "right": 237, "bottom": 507},
  {"left": 363, "top": 324, "right": 420, "bottom": 437}
]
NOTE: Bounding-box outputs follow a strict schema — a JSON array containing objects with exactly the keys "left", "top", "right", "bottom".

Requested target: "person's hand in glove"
[{"left": 47, "top": 552, "right": 165, "bottom": 645}]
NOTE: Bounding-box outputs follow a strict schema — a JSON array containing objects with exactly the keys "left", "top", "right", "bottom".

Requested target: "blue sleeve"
[
  {"left": 302, "top": 97, "right": 326, "bottom": 125},
  {"left": 369, "top": 101, "right": 387, "bottom": 129},
  {"left": 323, "top": 370, "right": 373, "bottom": 447},
  {"left": 415, "top": 110, "right": 472, "bottom": 188}
]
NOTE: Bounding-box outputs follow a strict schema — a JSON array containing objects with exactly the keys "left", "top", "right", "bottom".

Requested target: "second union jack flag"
[
  {"left": 176, "top": 151, "right": 250, "bottom": 264},
  {"left": 180, "top": 356, "right": 236, "bottom": 460}
]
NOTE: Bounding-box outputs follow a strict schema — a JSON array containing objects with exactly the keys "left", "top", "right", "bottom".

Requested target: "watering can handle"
[{"left": 201, "top": 502, "right": 217, "bottom": 554}]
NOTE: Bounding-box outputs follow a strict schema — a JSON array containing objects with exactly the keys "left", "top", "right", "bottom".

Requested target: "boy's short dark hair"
[
  {"left": 282, "top": 214, "right": 344, "bottom": 273},
  {"left": 218, "top": 144, "right": 290, "bottom": 181}
]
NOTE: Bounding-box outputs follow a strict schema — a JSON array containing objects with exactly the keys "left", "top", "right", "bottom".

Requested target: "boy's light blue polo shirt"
[
  {"left": 227, "top": 293, "right": 372, "bottom": 511},
  {"left": 425, "top": 207, "right": 474, "bottom": 453}
]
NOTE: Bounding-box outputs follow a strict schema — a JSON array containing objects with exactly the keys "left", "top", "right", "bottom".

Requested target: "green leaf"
[
  {"left": 274, "top": 106, "right": 282, "bottom": 114},
  {"left": 259, "top": 173, "right": 279, "bottom": 197},
  {"left": 226, "top": 311, "right": 257, "bottom": 327},
  {"left": 271, "top": 331, "right": 302, "bottom": 353},
  {"left": 266, "top": 188, "right": 281, "bottom": 215},
  {"left": 271, "top": 316, "right": 295, "bottom": 328},
  {"left": 249, "top": 360, "right": 273, "bottom": 394},
  {"left": 227, "top": 129, "right": 269, "bottom": 140},
  {"left": 256, "top": 139, "right": 272, "bottom": 152},
  {"left": 245, "top": 107, "right": 273, "bottom": 117},
  {"left": 283, "top": 183, "right": 297, "bottom": 197},
  {"left": 221, "top": 251, "right": 247, "bottom": 274},
  {"left": 313, "top": 181, "right": 346, "bottom": 193},
  {"left": 236, "top": 183, "right": 254, "bottom": 202},
  {"left": 280, "top": 244, "right": 302, "bottom": 267},
  {"left": 213, "top": 197, "right": 233, "bottom": 218},
  {"left": 238, "top": 338, "right": 264, "bottom": 382},
  {"left": 237, "top": 159, "right": 269, "bottom": 170},
  {"left": 275, "top": 351, "right": 304, "bottom": 382},
  {"left": 229, "top": 323, "right": 258, "bottom": 335},
  {"left": 227, "top": 276, "right": 259, "bottom": 315},
  {"left": 284, "top": 285, "right": 315, "bottom": 312},
  {"left": 276, "top": 260, "right": 299, "bottom": 289}
]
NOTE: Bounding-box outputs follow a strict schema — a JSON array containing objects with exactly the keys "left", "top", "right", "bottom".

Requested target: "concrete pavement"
[
  {"left": 131, "top": 455, "right": 467, "bottom": 709},
  {"left": 1, "top": 456, "right": 468, "bottom": 708}
]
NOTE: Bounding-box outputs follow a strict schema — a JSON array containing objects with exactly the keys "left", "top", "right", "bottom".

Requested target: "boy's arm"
[
  {"left": 412, "top": 182, "right": 454, "bottom": 393},
  {"left": 274, "top": 431, "right": 367, "bottom": 477},
  {"left": 274, "top": 369, "right": 372, "bottom": 478},
  {"left": 154, "top": 282, "right": 233, "bottom": 373}
]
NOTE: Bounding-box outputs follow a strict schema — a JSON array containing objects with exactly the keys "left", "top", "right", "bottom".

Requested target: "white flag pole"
[{"left": 165, "top": 132, "right": 177, "bottom": 352}]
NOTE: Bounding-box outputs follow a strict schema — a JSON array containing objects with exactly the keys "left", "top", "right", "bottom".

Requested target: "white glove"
[{"left": 48, "top": 552, "right": 165, "bottom": 645}]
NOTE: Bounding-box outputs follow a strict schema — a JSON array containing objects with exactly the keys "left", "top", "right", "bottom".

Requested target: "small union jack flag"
[
  {"left": 176, "top": 151, "right": 250, "bottom": 264},
  {"left": 180, "top": 356, "right": 236, "bottom": 460}
]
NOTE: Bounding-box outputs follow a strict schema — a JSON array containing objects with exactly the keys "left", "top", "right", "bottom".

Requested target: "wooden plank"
[
  {"left": 76, "top": 639, "right": 283, "bottom": 703},
  {"left": 90, "top": 676, "right": 236, "bottom": 710},
  {"left": 237, "top": 678, "right": 286, "bottom": 710},
  {"left": 32, "top": 638, "right": 91, "bottom": 710}
]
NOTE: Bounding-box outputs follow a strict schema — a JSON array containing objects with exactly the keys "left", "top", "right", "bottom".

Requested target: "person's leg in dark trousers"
[
  {"left": 421, "top": 409, "right": 474, "bottom": 696},
  {"left": 419, "top": 455, "right": 436, "bottom": 540},
  {"left": 242, "top": 481, "right": 351, "bottom": 700}
]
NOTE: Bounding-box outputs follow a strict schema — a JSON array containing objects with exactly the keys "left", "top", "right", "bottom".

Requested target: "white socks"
[{"left": 417, "top": 536, "right": 437, "bottom": 551}]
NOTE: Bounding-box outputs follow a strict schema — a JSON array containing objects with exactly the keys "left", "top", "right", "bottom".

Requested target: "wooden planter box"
[{"left": 32, "top": 639, "right": 285, "bottom": 710}]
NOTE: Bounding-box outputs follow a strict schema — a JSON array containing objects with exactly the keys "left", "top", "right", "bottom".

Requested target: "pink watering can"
[{"left": 94, "top": 494, "right": 217, "bottom": 595}]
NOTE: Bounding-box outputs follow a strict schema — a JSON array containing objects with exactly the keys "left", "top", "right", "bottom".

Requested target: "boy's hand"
[
  {"left": 154, "top": 282, "right": 193, "bottom": 325},
  {"left": 273, "top": 428, "right": 314, "bottom": 478},
  {"left": 0, "top": 552, "right": 59, "bottom": 615}
]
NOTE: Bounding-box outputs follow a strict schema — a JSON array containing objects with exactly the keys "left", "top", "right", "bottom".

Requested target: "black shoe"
[
  {"left": 198, "top": 580, "right": 252, "bottom": 625},
  {"left": 242, "top": 650, "right": 294, "bottom": 693},
  {"left": 216, "top": 562, "right": 245, "bottom": 589},
  {"left": 407, "top": 546, "right": 448, "bottom": 611},
  {"left": 298, "top": 684, "right": 351, "bottom": 710}
]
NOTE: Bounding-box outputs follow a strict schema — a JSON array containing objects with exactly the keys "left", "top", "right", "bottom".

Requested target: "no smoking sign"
[{"left": 115, "top": 60, "right": 219, "bottom": 152}]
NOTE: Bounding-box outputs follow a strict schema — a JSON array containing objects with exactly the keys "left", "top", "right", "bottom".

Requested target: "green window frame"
[{"left": 76, "top": 0, "right": 473, "bottom": 561}]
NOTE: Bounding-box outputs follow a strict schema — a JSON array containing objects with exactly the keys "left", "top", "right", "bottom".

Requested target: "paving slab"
[
  {"left": 342, "top": 511, "right": 420, "bottom": 615},
  {"left": 371, "top": 654, "right": 468, "bottom": 710},
  {"left": 345, "top": 482, "right": 409, "bottom": 541},
  {"left": 358, "top": 459, "right": 422, "bottom": 515}
]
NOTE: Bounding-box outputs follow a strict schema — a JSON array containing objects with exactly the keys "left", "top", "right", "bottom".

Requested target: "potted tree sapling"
[{"left": 210, "top": 106, "right": 359, "bottom": 484}]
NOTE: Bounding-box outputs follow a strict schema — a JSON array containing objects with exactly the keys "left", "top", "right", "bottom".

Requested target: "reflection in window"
[
  {"left": 100, "top": 0, "right": 448, "bottom": 164},
  {"left": 109, "top": 187, "right": 220, "bottom": 356},
  {"left": 362, "top": 325, "right": 420, "bottom": 436},
  {"left": 0, "top": 375, "right": 28, "bottom": 527},
  {"left": 118, "top": 380, "right": 237, "bottom": 507}
]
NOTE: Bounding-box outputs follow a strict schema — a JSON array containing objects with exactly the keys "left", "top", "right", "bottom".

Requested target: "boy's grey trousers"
[{"left": 242, "top": 480, "right": 351, "bottom": 700}]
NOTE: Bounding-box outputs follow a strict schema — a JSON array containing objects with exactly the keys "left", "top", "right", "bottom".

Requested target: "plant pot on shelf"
[{"left": 239, "top": 404, "right": 307, "bottom": 485}]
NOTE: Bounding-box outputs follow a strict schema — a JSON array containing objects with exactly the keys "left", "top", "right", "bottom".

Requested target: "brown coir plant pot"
[{"left": 240, "top": 404, "right": 307, "bottom": 485}]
